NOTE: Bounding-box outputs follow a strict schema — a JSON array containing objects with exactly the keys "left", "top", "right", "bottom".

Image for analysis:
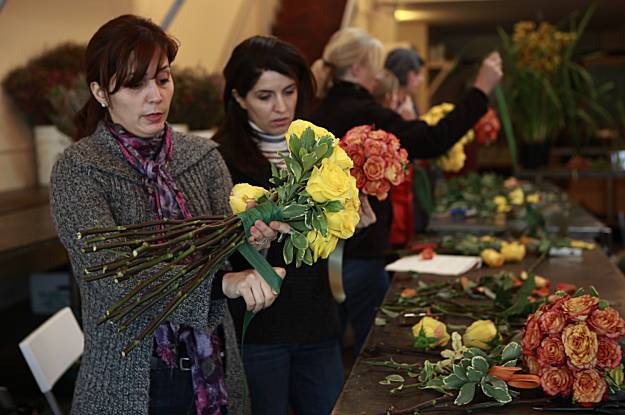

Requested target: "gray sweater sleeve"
[{"left": 50, "top": 154, "right": 215, "bottom": 337}]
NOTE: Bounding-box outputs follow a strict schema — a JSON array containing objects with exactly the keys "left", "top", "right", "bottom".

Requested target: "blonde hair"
[
  {"left": 311, "top": 27, "right": 384, "bottom": 98},
  {"left": 372, "top": 69, "right": 399, "bottom": 105}
]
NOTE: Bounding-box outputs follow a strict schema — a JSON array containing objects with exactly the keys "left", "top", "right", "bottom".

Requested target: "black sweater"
[
  {"left": 218, "top": 145, "right": 340, "bottom": 345},
  {"left": 310, "top": 80, "right": 489, "bottom": 259}
]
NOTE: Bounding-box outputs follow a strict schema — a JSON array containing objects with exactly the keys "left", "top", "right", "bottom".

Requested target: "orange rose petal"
[{"left": 508, "top": 378, "right": 541, "bottom": 389}]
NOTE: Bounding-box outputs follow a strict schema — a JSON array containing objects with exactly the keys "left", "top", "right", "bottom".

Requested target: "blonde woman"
[{"left": 310, "top": 27, "right": 502, "bottom": 356}]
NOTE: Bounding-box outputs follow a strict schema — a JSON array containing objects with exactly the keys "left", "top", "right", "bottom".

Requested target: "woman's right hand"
[
  {"left": 473, "top": 52, "right": 503, "bottom": 96},
  {"left": 356, "top": 193, "right": 377, "bottom": 229},
  {"left": 222, "top": 268, "right": 286, "bottom": 313}
]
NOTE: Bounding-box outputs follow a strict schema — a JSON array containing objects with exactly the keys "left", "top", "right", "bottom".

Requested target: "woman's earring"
[{"left": 101, "top": 102, "right": 107, "bottom": 108}]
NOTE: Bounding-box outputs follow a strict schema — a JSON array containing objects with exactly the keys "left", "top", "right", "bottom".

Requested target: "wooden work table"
[{"left": 333, "top": 249, "right": 625, "bottom": 415}]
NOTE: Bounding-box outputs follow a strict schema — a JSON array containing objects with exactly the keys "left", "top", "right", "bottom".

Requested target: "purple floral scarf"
[{"left": 107, "top": 120, "right": 228, "bottom": 414}]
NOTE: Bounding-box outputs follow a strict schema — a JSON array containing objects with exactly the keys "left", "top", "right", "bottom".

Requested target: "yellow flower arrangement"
[{"left": 421, "top": 103, "right": 474, "bottom": 172}]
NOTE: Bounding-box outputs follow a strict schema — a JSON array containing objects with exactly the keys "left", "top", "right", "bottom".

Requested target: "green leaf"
[
  {"left": 466, "top": 348, "right": 487, "bottom": 358},
  {"left": 589, "top": 286, "right": 599, "bottom": 297},
  {"left": 283, "top": 238, "right": 294, "bottom": 264},
  {"left": 374, "top": 317, "right": 387, "bottom": 326},
  {"left": 314, "top": 143, "right": 328, "bottom": 161},
  {"left": 504, "top": 273, "right": 535, "bottom": 316},
  {"left": 281, "top": 204, "right": 308, "bottom": 220},
  {"left": 291, "top": 231, "right": 308, "bottom": 250},
  {"left": 443, "top": 374, "right": 465, "bottom": 389},
  {"left": 481, "top": 377, "right": 512, "bottom": 404},
  {"left": 285, "top": 158, "right": 303, "bottom": 181},
  {"left": 312, "top": 212, "right": 328, "bottom": 237},
  {"left": 324, "top": 200, "right": 344, "bottom": 213},
  {"left": 300, "top": 127, "right": 315, "bottom": 150},
  {"left": 454, "top": 382, "right": 476, "bottom": 405},
  {"left": 270, "top": 162, "right": 279, "bottom": 180},
  {"left": 501, "top": 342, "right": 522, "bottom": 362},
  {"left": 502, "top": 359, "right": 517, "bottom": 367},
  {"left": 295, "top": 246, "right": 306, "bottom": 262},
  {"left": 288, "top": 134, "right": 301, "bottom": 159},
  {"left": 599, "top": 300, "right": 610, "bottom": 310},
  {"left": 574, "top": 287, "right": 585, "bottom": 297},
  {"left": 289, "top": 220, "right": 308, "bottom": 233},
  {"left": 466, "top": 366, "right": 484, "bottom": 382},
  {"left": 471, "top": 356, "right": 489, "bottom": 375},
  {"left": 386, "top": 374, "right": 405, "bottom": 383},
  {"left": 453, "top": 365, "right": 468, "bottom": 381},
  {"left": 302, "top": 152, "right": 317, "bottom": 172}
]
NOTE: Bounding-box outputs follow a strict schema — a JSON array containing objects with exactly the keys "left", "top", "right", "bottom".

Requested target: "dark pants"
[
  {"left": 148, "top": 357, "right": 228, "bottom": 415},
  {"left": 339, "top": 258, "right": 389, "bottom": 357},
  {"left": 242, "top": 339, "right": 344, "bottom": 415}
]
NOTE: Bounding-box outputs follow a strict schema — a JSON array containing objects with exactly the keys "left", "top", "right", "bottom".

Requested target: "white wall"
[{"left": 0, "top": 0, "right": 278, "bottom": 192}]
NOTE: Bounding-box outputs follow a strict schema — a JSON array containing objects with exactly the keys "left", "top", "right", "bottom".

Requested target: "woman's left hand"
[{"left": 248, "top": 219, "right": 291, "bottom": 251}]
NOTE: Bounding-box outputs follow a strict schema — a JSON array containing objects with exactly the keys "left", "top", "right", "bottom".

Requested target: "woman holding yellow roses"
[
  {"left": 310, "top": 28, "right": 503, "bottom": 358},
  {"left": 214, "top": 36, "right": 345, "bottom": 415}
]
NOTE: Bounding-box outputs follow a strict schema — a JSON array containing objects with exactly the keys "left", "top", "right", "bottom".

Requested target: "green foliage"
[
  {"left": 271, "top": 127, "right": 340, "bottom": 267},
  {"left": 167, "top": 68, "right": 224, "bottom": 130},
  {"left": 2, "top": 43, "right": 86, "bottom": 125}
]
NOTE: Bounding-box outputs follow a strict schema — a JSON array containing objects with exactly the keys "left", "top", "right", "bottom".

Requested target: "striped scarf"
[{"left": 249, "top": 121, "right": 288, "bottom": 169}]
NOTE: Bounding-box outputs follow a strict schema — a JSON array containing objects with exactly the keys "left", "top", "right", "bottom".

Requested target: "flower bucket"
[
  {"left": 34, "top": 125, "right": 73, "bottom": 186},
  {"left": 519, "top": 141, "right": 550, "bottom": 169}
]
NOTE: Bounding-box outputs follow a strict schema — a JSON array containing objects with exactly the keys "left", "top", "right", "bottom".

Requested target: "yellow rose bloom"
[
  {"left": 326, "top": 203, "right": 359, "bottom": 239},
  {"left": 229, "top": 183, "right": 268, "bottom": 214},
  {"left": 481, "top": 248, "right": 505, "bottom": 268},
  {"left": 306, "top": 230, "right": 338, "bottom": 261},
  {"left": 412, "top": 316, "right": 450, "bottom": 348},
  {"left": 287, "top": 119, "right": 336, "bottom": 145},
  {"left": 570, "top": 240, "right": 595, "bottom": 250},
  {"left": 509, "top": 188, "right": 525, "bottom": 205},
  {"left": 526, "top": 193, "right": 540, "bottom": 204},
  {"left": 493, "top": 195, "right": 511, "bottom": 213},
  {"left": 327, "top": 145, "right": 353, "bottom": 171},
  {"left": 306, "top": 158, "right": 352, "bottom": 203},
  {"left": 463, "top": 320, "right": 498, "bottom": 350},
  {"left": 562, "top": 323, "right": 598, "bottom": 369},
  {"left": 500, "top": 241, "right": 526, "bottom": 262}
]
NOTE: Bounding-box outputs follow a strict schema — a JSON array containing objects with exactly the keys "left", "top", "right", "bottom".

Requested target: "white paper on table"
[{"left": 384, "top": 254, "right": 482, "bottom": 276}]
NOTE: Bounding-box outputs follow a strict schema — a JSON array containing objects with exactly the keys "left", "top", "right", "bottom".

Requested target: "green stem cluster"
[{"left": 78, "top": 215, "right": 245, "bottom": 355}]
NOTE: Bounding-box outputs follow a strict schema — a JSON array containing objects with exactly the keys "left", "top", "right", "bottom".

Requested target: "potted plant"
[
  {"left": 168, "top": 67, "right": 224, "bottom": 137},
  {"left": 497, "top": 6, "right": 611, "bottom": 169},
  {"left": 2, "top": 43, "right": 86, "bottom": 185}
]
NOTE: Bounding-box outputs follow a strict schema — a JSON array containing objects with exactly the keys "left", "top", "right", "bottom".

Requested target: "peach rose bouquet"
[
  {"left": 521, "top": 287, "right": 625, "bottom": 403},
  {"left": 340, "top": 125, "right": 409, "bottom": 201}
]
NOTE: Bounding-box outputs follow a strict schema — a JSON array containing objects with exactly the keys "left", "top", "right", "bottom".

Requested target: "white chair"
[{"left": 19, "top": 307, "right": 84, "bottom": 415}]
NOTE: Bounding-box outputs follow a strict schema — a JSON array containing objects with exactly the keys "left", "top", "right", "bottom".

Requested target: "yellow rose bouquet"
[
  {"left": 421, "top": 103, "right": 474, "bottom": 172},
  {"left": 77, "top": 119, "right": 359, "bottom": 355}
]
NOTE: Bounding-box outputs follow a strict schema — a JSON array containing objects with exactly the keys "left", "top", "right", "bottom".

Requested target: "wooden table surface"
[{"left": 333, "top": 249, "right": 625, "bottom": 415}]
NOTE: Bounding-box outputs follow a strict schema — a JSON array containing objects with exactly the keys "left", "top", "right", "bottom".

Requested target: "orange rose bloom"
[
  {"left": 539, "top": 309, "right": 566, "bottom": 334},
  {"left": 562, "top": 295, "right": 599, "bottom": 321},
  {"left": 363, "top": 156, "right": 386, "bottom": 181},
  {"left": 587, "top": 307, "right": 625, "bottom": 339},
  {"left": 524, "top": 354, "right": 541, "bottom": 375},
  {"left": 540, "top": 366, "right": 573, "bottom": 397},
  {"left": 523, "top": 314, "right": 544, "bottom": 351},
  {"left": 562, "top": 323, "right": 598, "bottom": 369},
  {"left": 537, "top": 336, "right": 566, "bottom": 367},
  {"left": 596, "top": 336, "right": 623, "bottom": 369},
  {"left": 400, "top": 288, "right": 417, "bottom": 299},
  {"left": 572, "top": 369, "right": 607, "bottom": 403}
]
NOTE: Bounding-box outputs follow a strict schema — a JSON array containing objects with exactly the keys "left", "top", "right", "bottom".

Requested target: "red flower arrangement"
[
  {"left": 521, "top": 290, "right": 625, "bottom": 403},
  {"left": 340, "top": 125, "right": 409, "bottom": 201},
  {"left": 473, "top": 107, "right": 501, "bottom": 145}
]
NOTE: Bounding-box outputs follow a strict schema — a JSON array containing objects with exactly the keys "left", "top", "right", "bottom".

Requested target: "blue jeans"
[
  {"left": 242, "top": 339, "right": 344, "bottom": 415},
  {"left": 339, "top": 258, "right": 389, "bottom": 357}
]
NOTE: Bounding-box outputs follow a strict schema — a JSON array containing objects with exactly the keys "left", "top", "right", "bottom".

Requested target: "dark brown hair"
[
  {"left": 74, "top": 14, "right": 179, "bottom": 139},
  {"left": 214, "top": 36, "right": 315, "bottom": 179}
]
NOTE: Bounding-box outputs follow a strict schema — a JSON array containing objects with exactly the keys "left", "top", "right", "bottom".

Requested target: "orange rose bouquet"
[
  {"left": 340, "top": 125, "right": 409, "bottom": 201},
  {"left": 522, "top": 288, "right": 625, "bottom": 403}
]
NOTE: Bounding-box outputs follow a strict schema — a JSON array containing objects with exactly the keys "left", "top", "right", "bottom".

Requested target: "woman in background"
[
  {"left": 214, "top": 36, "right": 344, "bottom": 415},
  {"left": 310, "top": 27, "right": 502, "bottom": 356}
]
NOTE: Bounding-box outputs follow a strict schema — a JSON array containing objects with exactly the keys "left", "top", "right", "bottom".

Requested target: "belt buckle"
[{"left": 179, "top": 357, "right": 192, "bottom": 371}]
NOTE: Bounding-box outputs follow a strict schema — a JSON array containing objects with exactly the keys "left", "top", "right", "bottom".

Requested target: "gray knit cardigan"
[{"left": 50, "top": 122, "right": 249, "bottom": 414}]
